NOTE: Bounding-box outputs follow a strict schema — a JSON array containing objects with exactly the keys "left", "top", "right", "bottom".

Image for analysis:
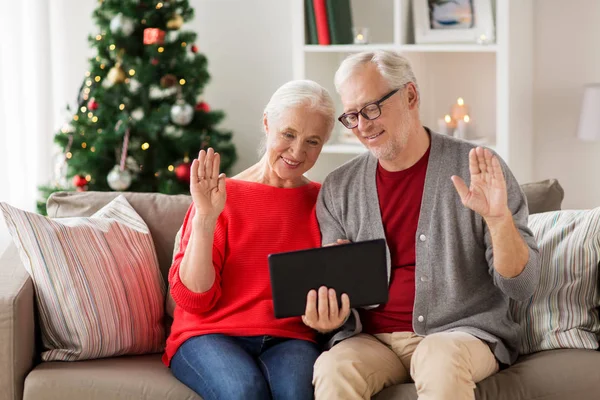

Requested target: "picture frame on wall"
[{"left": 413, "top": 0, "right": 495, "bottom": 44}]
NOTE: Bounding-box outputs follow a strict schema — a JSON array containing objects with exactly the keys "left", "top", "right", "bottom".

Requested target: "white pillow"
[
  {"left": 511, "top": 208, "right": 600, "bottom": 354},
  {"left": 0, "top": 195, "right": 166, "bottom": 361}
]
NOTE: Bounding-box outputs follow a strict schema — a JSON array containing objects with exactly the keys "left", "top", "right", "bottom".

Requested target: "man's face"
[{"left": 338, "top": 63, "right": 414, "bottom": 161}]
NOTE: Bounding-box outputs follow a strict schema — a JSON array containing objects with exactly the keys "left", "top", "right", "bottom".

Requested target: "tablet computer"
[{"left": 268, "top": 239, "right": 388, "bottom": 319}]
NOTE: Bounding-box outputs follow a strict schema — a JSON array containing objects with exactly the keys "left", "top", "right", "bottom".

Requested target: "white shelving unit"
[{"left": 292, "top": 0, "right": 534, "bottom": 184}]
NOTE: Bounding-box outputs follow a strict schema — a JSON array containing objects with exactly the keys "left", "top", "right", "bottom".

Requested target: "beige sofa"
[{"left": 1, "top": 180, "right": 599, "bottom": 400}]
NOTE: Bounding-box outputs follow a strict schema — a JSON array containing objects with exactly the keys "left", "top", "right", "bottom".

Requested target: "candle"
[
  {"left": 438, "top": 114, "right": 455, "bottom": 135},
  {"left": 451, "top": 97, "right": 469, "bottom": 122},
  {"left": 437, "top": 118, "right": 448, "bottom": 135},
  {"left": 353, "top": 27, "right": 369, "bottom": 44},
  {"left": 456, "top": 115, "right": 470, "bottom": 139}
]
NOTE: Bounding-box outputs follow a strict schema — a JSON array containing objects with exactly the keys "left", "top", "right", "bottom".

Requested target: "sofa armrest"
[{"left": 0, "top": 244, "right": 36, "bottom": 400}]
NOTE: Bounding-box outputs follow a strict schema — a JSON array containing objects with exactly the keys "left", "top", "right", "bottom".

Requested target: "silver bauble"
[
  {"left": 107, "top": 165, "right": 132, "bottom": 191},
  {"left": 170, "top": 100, "right": 194, "bottom": 126},
  {"left": 110, "top": 13, "right": 135, "bottom": 36}
]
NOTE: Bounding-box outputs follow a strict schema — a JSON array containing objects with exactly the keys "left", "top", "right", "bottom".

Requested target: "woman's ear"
[{"left": 263, "top": 113, "right": 269, "bottom": 135}]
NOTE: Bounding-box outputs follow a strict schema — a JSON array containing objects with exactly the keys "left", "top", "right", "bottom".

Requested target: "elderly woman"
[{"left": 163, "top": 80, "right": 336, "bottom": 400}]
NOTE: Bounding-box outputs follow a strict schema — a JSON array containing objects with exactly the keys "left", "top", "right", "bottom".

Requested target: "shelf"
[
  {"left": 303, "top": 44, "right": 497, "bottom": 54},
  {"left": 321, "top": 143, "right": 367, "bottom": 154},
  {"left": 304, "top": 44, "right": 398, "bottom": 53},
  {"left": 400, "top": 44, "right": 497, "bottom": 53}
]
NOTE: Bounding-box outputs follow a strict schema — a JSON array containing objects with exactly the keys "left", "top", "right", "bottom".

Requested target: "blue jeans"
[{"left": 171, "top": 334, "right": 320, "bottom": 400}]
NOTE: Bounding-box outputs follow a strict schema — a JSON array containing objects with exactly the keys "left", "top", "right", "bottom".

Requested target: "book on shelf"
[
  {"left": 313, "top": 0, "right": 330, "bottom": 45},
  {"left": 326, "top": 0, "right": 354, "bottom": 45},
  {"left": 304, "top": 0, "right": 318, "bottom": 45}
]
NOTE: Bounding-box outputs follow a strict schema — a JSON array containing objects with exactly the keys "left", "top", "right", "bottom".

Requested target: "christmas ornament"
[
  {"left": 151, "top": 58, "right": 159, "bottom": 66},
  {"left": 149, "top": 85, "right": 177, "bottom": 99},
  {"left": 166, "top": 31, "right": 179, "bottom": 43},
  {"left": 131, "top": 108, "right": 144, "bottom": 121},
  {"left": 170, "top": 99, "right": 194, "bottom": 126},
  {"left": 143, "top": 28, "right": 166, "bottom": 45},
  {"left": 73, "top": 175, "right": 87, "bottom": 188},
  {"left": 88, "top": 98, "right": 99, "bottom": 111},
  {"left": 128, "top": 78, "right": 141, "bottom": 93},
  {"left": 166, "top": 14, "right": 184, "bottom": 30},
  {"left": 110, "top": 13, "right": 135, "bottom": 36},
  {"left": 160, "top": 74, "right": 178, "bottom": 88},
  {"left": 107, "top": 128, "right": 133, "bottom": 191},
  {"left": 191, "top": 44, "right": 198, "bottom": 53},
  {"left": 195, "top": 101, "right": 210, "bottom": 112},
  {"left": 175, "top": 162, "right": 191, "bottom": 183},
  {"left": 107, "top": 165, "right": 132, "bottom": 191},
  {"left": 164, "top": 125, "right": 183, "bottom": 138},
  {"left": 107, "top": 63, "right": 126, "bottom": 85}
]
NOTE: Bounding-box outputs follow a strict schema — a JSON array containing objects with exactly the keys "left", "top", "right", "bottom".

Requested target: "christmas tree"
[{"left": 38, "top": 0, "right": 237, "bottom": 214}]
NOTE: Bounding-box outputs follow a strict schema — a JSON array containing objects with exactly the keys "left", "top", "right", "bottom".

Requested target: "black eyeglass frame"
[{"left": 337, "top": 88, "right": 400, "bottom": 129}]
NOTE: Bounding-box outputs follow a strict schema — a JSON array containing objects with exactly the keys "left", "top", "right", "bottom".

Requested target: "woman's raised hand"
[{"left": 190, "top": 148, "right": 227, "bottom": 218}]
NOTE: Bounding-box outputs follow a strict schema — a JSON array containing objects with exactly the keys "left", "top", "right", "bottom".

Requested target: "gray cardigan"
[{"left": 316, "top": 131, "right": 540, "bottom": 366}]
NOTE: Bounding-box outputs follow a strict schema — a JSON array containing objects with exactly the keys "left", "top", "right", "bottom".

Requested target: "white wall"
[{"left": 533, "top": 0, "right": 600, "bottom": 209}]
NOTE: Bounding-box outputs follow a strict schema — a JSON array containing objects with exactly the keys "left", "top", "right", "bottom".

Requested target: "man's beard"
[{"left": 368, "top": 116, "right": 411, "bottom": 161}]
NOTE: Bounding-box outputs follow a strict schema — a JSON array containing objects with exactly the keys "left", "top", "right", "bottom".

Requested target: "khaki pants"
[{"left": 313, "top": 331, "right": 499, "bottom": 400}]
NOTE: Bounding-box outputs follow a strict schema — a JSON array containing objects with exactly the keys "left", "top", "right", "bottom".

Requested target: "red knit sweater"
[{"left": 163, "top": 179, "right": 322, "bottom": 366}]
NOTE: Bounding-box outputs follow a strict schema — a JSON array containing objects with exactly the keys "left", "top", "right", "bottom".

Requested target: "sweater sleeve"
[
  {"left": 168, "top": 205, "right": 226, "bottom": 313},
  {"left": 484, "top": 159, "right": 541, "bottom": 301},
  {"left": 316, "top": 175, "right": 347, "bottom": 246}
]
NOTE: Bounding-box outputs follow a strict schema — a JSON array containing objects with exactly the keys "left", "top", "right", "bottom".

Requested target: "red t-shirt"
[
  {"left": 360, "top": 147, "right": 430, "bottom": 334},
  {"left": 162, "top": 179, "right": 322, "bottom": 366}
]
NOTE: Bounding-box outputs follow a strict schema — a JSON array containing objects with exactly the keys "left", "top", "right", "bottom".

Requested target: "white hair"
[
  {"left": 261, "top": 80, "right": 335, "bottom": 153},
  {"left": 334, "top": 50, "right": 420, "bottom": 105}
]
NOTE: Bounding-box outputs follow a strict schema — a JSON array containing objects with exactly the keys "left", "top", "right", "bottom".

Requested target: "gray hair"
[
  {"left": 334, "top": 50, "right": 420, "bottom": 105},
  {"left": 260, "top": 80, "right": 336, "bottom": 154}
]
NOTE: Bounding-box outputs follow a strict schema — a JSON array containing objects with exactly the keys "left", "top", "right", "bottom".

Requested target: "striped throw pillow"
[
  {"left": 0, "top": 195, "right": 166, "bottom": 361},
  {"left": 511, "top": 208, "right": 600, "bottom": 354}
]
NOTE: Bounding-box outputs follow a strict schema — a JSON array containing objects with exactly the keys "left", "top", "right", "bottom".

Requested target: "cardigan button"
[
  {"left": 417, "top": 315, "right": 424, "bottom": 322},
  {"left": 419, "top": 234, "right": 427, "bottom": 242}
]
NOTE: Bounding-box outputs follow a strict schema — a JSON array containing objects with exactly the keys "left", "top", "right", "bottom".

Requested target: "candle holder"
[{"left": 352, "top": 27, "right": 370, "bottom": 45}]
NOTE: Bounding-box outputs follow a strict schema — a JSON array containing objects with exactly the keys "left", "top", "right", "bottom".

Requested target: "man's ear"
[
  {"left": 263, "top": 113, "right": 269, "bottom": 135},
  {"left": 406, "top": 83, "right": 419, "bottom": 109}
]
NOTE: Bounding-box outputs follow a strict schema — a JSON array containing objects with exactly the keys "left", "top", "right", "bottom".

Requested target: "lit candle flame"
[
  {"left": 457, "top": 98, "right": 464, "bottom": 106},
  {"left": 464, "top": 115, "right": 470, "bottom": 123},
  {"left": 444, "top": 115, "right": 452, "bottom": 123}
]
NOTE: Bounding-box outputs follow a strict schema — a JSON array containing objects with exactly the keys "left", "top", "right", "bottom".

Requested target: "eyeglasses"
[{"left": 338, "top": 88, "right": 400, "bottom": 129}]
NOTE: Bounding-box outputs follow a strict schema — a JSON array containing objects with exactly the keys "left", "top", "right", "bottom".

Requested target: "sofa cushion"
[
  {"left": 0, "top": 196, "right": 165, "bottom": 361},
  {"left": 47, "top": 191, "right": 192, "bottom": 284},
  {"left": 374, "top": 349, "right": 600, "bottom": 400},
  {"left": 511, "top": 208, "right": 600, "bottom": 354},
  {"left": 520, "top": 179, "right": 564, "bottom": 214},
  {"left": 24, "top": 354, "right": 202, "bottom": 400}
]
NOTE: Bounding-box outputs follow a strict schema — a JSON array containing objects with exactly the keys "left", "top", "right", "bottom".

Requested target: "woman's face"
[{"left": 263, "top": 106, "right": 330, "bottom": 182}]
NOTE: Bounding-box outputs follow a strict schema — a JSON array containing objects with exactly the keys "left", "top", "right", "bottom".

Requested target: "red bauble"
[
  {"left": 191, "top": 44, "right": 198, "bottom": 53},
  {"left": 73, "top": 175, "right": 88, "bottom": 188},
  {"left": 151, "top": 58, "right": 159, "bottom": 66},
  {"left": 174, "top": 162, "right": 191, "bottom": 183},
  {"left": 195, "top": 101, "right": 210, "bottom": 112},
  {"left": 88, "top": 98, "right": 99, "bottom": 111}
]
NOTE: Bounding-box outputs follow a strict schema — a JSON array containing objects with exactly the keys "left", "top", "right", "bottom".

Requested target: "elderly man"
[{"left": 302, "top": 51, "right": 540, "bottom": 400}]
